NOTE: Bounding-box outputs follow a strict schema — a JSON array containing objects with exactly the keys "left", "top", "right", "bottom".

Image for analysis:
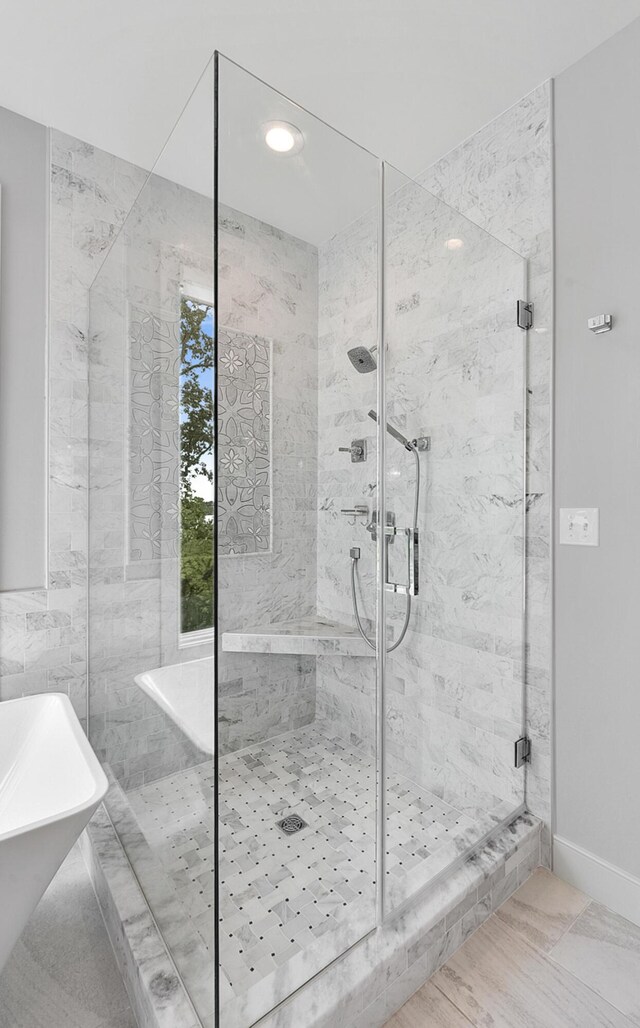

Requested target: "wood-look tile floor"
[{"left": 385, "top": 868, "right": 640, "bottom": 1027}]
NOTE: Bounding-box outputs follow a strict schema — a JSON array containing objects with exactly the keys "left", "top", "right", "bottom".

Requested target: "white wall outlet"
[{"left": 559, "top": 507, "right": 599, "bottom": 546}]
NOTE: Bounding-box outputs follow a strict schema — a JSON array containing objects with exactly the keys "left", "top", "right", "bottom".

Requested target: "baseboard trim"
[{"left": 553, "top": 834, "right": 640, "bottom": 928}]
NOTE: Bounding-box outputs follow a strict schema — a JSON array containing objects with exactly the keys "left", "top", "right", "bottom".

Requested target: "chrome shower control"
[
  {"left": 338, "top": 439, "right": 367, "bottom": 463},
  {"left": 366, "top": 509, "right": 395, "bottom": 543},
  {"left": 412, "top": 436, "right": 431, "bottom": 451},
  {"left": 340, "top": 505, "right": 369, "bottom": 518}
]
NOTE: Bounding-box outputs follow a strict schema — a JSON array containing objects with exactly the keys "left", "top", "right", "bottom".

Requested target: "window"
[{"left": 179, "top": 291, "right": 214, "bottom": 637}]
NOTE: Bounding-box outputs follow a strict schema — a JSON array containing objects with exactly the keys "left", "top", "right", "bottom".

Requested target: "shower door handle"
[
  {"left": 384, "top": 526, "right": 419, "bottom": 597},
  {"left": 407, "top": 528, "right": 419, "bottom": 596}
]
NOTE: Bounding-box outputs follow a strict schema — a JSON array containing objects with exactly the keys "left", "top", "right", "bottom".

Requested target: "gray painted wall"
[
  {"left": 0, "top": 105, "right": 47, "bottom": 590},
  {"left": 554, "top": 18, "right": 640, "bottom": 878}
]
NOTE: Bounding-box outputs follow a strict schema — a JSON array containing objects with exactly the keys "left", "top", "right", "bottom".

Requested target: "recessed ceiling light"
[
  {"left": 445, "top": 238, "right": 464, "bottom": 250},
  {"left": 263, "top": 121, "right": 304, "bottom": 155}
]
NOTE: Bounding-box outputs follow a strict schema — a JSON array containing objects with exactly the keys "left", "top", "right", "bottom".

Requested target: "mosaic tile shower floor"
[{"left": 128, "top": 720, "right": 476, "bottom": 1014}]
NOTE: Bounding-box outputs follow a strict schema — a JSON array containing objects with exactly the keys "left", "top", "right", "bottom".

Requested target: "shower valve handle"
[{"left": 338, "top": 439, "right": 367, "bottom": 463}]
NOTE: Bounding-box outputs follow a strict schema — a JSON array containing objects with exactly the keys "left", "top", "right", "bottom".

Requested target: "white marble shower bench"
[{"left": 221, "top": 614, "right": 373, "bottom": 657}]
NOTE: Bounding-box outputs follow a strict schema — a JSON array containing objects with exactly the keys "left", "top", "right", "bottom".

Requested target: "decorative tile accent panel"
[
  {"left": 218, "top": 328, "right": 272, "bottom": 556},
  {"left": 129, "top": 306, "right": 181, "bottom": 563},
  {"left": 216, "top": 204, "right": 319, "bottom": 752}
]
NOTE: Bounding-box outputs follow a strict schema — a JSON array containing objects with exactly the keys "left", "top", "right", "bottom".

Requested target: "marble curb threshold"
[
  {"left": 81, "top": 805, "right": 540, "bottom": 1028},
  {"left": 79, "top": 804, "right": 201, "bottom": 1028}
]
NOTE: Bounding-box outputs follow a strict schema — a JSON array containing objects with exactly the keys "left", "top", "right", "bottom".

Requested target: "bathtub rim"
[{"left": 0, "top": 692, "right": 108, "bottom": 844}]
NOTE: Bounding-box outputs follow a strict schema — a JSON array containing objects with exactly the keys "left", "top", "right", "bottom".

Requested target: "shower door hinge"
[
  {"left": 514, "top": 735, "right": 531, "bottom": 768},
  {"left": 517, "top": 300, "right": 533, "bottom": 331}
]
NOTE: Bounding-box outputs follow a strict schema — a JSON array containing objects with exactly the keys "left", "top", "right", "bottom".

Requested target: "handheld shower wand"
[{"left": 351, "top": 413, "right": 425, "bottom": 653}]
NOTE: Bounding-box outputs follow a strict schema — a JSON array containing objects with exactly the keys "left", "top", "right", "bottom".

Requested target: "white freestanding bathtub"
[
  {"left": 135, "top": 657, "right": 214, "bottom": 755},
  {"left": 0, "top": 693, "right": 108, "bottom": 972}
]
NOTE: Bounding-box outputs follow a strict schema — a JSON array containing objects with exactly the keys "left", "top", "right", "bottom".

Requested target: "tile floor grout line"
[
  {"left": 544, "top": 894, "right": 592, "bottom": 957},
  {"left": 491, "top": 912, "right": 638, "bottom": 1026},
  {"left": 431, "top": 979, "right": 478, "bottom": 1026},
  {"left": 544, "top": 904, "right": 640, "bottom": 1028}
]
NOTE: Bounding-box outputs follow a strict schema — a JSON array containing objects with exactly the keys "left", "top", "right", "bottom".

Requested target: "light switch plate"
[{"left": 559, "top": 507, "right": 599, "bottom": 546}]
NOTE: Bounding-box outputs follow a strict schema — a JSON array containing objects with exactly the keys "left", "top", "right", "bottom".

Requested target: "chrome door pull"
[{"left": 385, "top": 527, "right": 419, "bottom": 596}]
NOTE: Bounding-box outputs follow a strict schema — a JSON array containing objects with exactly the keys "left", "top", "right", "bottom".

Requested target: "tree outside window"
[{"left": 180, "top": 296, "right": 214, "bottom": 635}]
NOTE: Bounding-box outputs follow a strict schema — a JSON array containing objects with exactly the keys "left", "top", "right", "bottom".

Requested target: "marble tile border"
[
  {"left": 79, "top": 805, "right": 201, "bottom": 1028},
  {"left": 256, "top": 813, "right": 541, "bottom": 1028}
]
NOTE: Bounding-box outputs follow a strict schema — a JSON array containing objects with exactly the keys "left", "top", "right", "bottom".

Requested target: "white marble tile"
[
  {"left": 221, "top": 614, "right": 371, "bottom": 656},
  {"left": 256, "top": 814, "right": 540, "bottom": 1028},
  {"left": 81, "top": 806, "right": 202, "bottom": 1028},
  {"left": 314, "top": 84, "right": 553, "bottom": 898}
]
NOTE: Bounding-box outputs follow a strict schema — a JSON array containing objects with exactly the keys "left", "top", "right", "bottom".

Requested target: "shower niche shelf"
[{"left": 221, "top": 615, "right": 372, "bottom": 657}]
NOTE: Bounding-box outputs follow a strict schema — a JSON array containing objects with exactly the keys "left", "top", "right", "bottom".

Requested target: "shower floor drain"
[{"left": 276, "top": 813, "right": 308, "bottom": 835}]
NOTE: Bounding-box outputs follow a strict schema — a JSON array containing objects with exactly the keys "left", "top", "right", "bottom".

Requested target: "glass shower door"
[
  {"left": 215, "top": 54, "right": 381, "bottom": 1026},
  {"left": 88, "top": 58, "right": 217, "bottom": 1027},
  {"left": 381, "top": 165, "right": 527, "bottom": 914}
]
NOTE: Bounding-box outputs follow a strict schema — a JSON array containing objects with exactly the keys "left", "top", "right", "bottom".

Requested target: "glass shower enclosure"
[{"left": 88, "top": 52, "right": 526, "bottom": 1028}]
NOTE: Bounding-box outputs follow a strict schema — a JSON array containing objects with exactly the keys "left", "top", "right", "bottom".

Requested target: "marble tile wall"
[
  {"left": 316, "top": 208, "right": 379, "bottom": 756},
  {"left": 316, "top": 84, "right": 552, "bottom": 855},
  {"left": 383, "top": 178, "right": 526, "bottom": 819},
  {"left": 317, "top": 188, "right": 526, "bottom": 820},
  {"left": 0, "top": 75, "right": 551, "bottom": 852},
  {"left": 215, "top": 206, "right": 319, "bottom": 755},
  {"left": 0, "top": 127, "right": 319, "bottom": 784},
  {"left": 88, "top": 168, "right": 215, "bottom": 786},
  {"left": 90, "top": 171, "right": 319, "bottom": 779},
  {"left": 419, "top": 82, "right": 553, "bottom": 857},
  {"left": 0, "top": 132, "right": 146, "bottom": 723}
]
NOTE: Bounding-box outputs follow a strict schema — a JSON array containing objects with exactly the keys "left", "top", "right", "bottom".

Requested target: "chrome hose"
[{"left": 350, "top": 441, "right": 420, "bottom": 654}]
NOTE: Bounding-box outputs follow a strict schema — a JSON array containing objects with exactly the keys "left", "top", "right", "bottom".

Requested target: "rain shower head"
[{"left": 347, "top": 345, "right": 377, "bottom": 374}]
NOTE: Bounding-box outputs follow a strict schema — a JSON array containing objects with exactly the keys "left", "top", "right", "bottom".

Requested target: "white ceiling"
[{"left": 2, "top": 0, "right": 640, "bottom": 242}]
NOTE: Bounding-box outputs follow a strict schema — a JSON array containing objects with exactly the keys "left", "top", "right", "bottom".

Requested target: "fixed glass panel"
[
  {"left": 88, "top": 59, "right": 216, "bottom": 1026},
  {"left": 382, "top": 165, "right": 527, "bottom": 914},
  {"left": 215, "top": 54, "right": 380, "bottom": 1025}
]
